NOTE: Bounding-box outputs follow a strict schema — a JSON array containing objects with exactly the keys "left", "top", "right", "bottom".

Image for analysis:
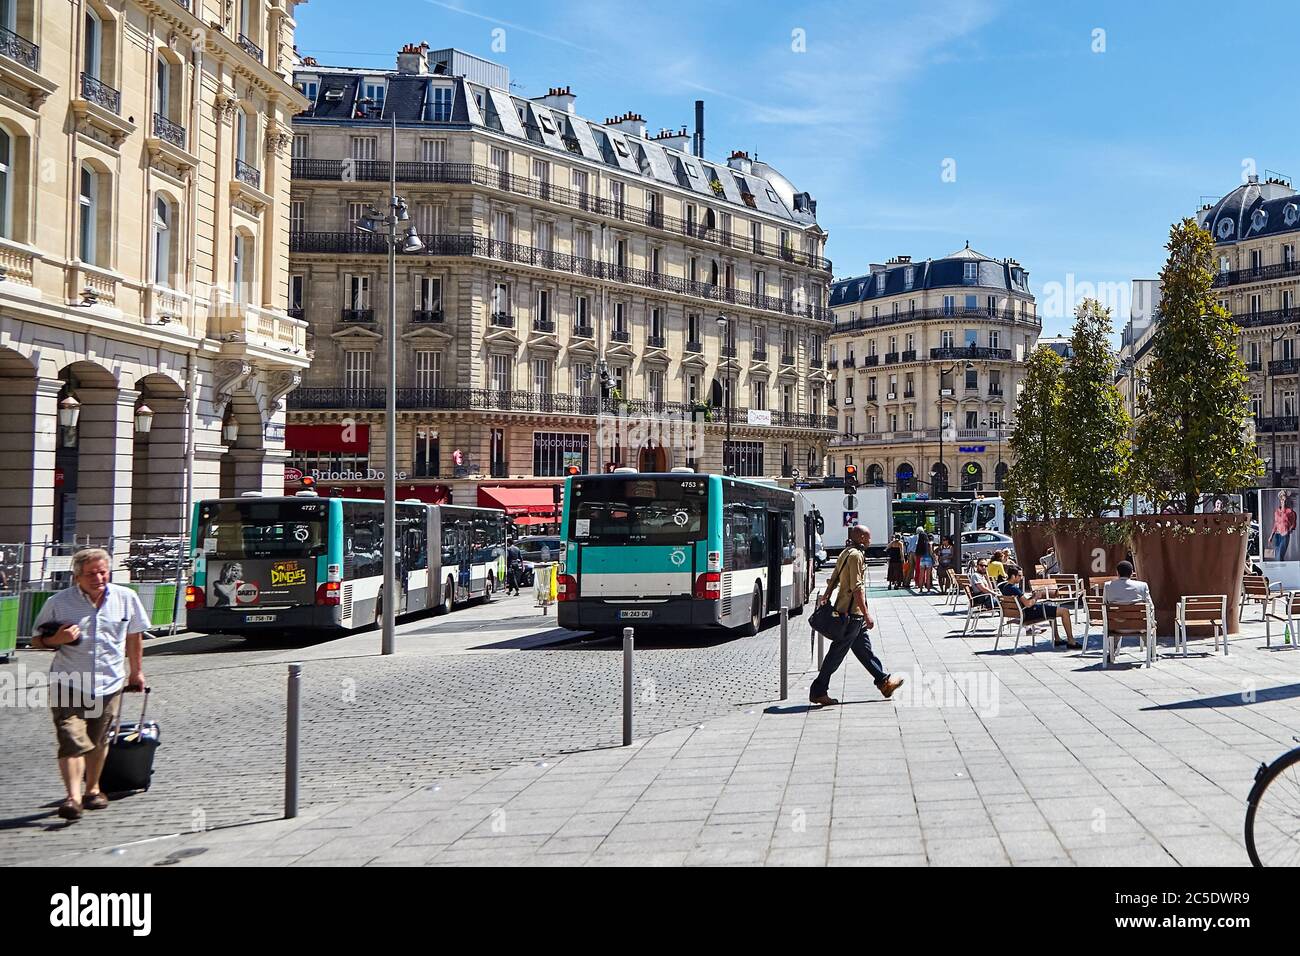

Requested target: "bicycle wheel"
[{"left": 1245, "top": 747, "right": 1300, "bottom": 866}]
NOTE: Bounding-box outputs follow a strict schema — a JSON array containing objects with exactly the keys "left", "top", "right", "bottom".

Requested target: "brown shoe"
[
  {"left": 56, "top": 798, "right": 82, "bottom": 821},
  {"left": 84, "top": 791, "right": 109, "bottom": 810},
  {"left": 809, "top": 694, "right": 840, "bottom": 707},
  {"left": 879, "top": 675, "right": 905, "bottom": 699}
]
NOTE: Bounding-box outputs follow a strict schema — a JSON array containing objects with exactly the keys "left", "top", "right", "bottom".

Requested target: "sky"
[{"left": 294, "top": 0, "right": 1298, "bottom": 337}]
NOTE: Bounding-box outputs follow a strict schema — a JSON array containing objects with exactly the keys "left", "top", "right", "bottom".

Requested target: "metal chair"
[
  {"left": 1080, "top": 593, "right": 1105, "bottom": 657},
  {"left": 994, "top": 594, "right": 1052, "bottom": 652},
  {"left": 1175, "top": 594, "right": 1228, "bottom": 656},
  {"left": 1241, "top": 574, "right": 1282, "bottom": 645},
  {"left": 1102, "top": 600, "right": 1156, "bottom": 668},
  {"left": 961, "top": 583, "right": 998, "bottom": 636},
  {"left": 1282, "top": 591, "right": 1300, "bottom": 648},
  {"left": 1051, "top": 574, "right": 1085, "bottom": 622},
  {"left": 948, "top": 571, "right": 968, "bottom": 610}
]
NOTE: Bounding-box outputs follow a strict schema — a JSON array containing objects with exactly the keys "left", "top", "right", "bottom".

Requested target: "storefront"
[{"left": 478, "top": 483, "right": 562, "bottom": 534}]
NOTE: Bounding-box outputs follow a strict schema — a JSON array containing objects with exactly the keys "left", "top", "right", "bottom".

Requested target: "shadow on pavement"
[
  {"left": 1142, "top": 682, "right": 1300, "bottom": 710},
  {"left": 145, "top": 631, "right": 344, "bottom": 656}
]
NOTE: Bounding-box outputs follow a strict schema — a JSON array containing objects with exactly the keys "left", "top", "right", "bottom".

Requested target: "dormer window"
[
  {"left": 766, "top": 188, "right": 779, "bottom": 203},
  {"left": 297, "top": 78, "right": 319, "bottom": 102},
  {"left": 904, "top": 267, "right": 914, "bottom": 290},
  {"left": 613, "top": 139, "right": 629, "bottom": 158},
  {"left": 963, "top": 262, "right": 978, "bottom": 284},
  {"left": 1252, "top": 209, "right": 1268, "bottom": 232},
  {"left": 685, "top": 162, "right": 699, "bottom": 178},
  {"left": 362, "top": 80, "right": 386, "bottom": 109},
  {"left": 1285, "top": 203, "right": 1299, "bottom": 227},
  {"left": 539, "top": 115, "right": 555, "bottom": 134}
]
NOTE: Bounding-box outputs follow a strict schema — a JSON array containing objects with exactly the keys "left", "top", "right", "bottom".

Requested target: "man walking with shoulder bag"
[{"left": 809, "top": 525, "right": 904, "bottom": 706}]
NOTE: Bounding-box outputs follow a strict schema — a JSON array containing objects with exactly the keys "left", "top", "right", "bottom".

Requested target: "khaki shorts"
[{"left": 51, "top": 690, "right": 122, "bottom": 759}]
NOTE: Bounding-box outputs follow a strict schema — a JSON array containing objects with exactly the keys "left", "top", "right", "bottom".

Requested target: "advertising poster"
[
  {"left": 1260, "top": 488, "right": 1299, "bottom": 589},
  {"left": 206, "top": 559, "right": 316, "bottom": 607}
]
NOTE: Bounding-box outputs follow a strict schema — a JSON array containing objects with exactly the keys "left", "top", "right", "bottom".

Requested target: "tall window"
[
  {"left": 964, "top": 261, "right": 978, "bottom": 284},
  {"left": 413, "top": 428, "right": 440, "bottom": 478},
  {"left": 288, "top": 274, "right": 304, "bottom": 312},
  {"left": 155, "top": 56, "right": 171, "bottom": 119},
  {"left": 943, "top": 295, "right": 955, "bottom": 316},
  {"left": 83, "top": 6, "right": 103, "bottom": 80},
  {"left": 347, "top": 201, "right": 368, "bottom": 231},
  {"left": 292, "top": 134, "right": 309, "bottom": 159},
  {"left": 752, "top": 380, "right": 766, "bottom": 410},
  {"left": 0, "top": 129, "right": 10, "bottom": 240},
  {"left": 574, "top": 294, "right": 590, "bottom": 331},
  {"left": 430, "top": 85, "right": 453, "bottom": 122},
  {"left": 491, "top": 281, "right": 510, "bottom": 317},
  {"left": 490, "top": 354, "right": 511, "bottom": 392},
  {"left": 418, "top": 276, "right": 441, "bottom": 312},
  {"left": 362, "top": 80, "right": 386, "bottom": 110},
  {"left": 988, "top": 329, "right": 1000, "bottom": 349},
  {"left": 344, "top": 350, "right": 371, "bottom": 390},
  {"left": 536, "top": 289, "right": 552, "bottom": 326},
  {"left": 345, "top": 273, "right": 370, "bottom": 309},
  {"left": 78, "top": 164, "right": 98, "bottom": 264},
  {"left": 648, "top": 369, "right": 663, "bottom": 404},
  {"left": 236, "top": 110, "right": 252, "bottom": 167},
  {"left": 414, "top": 350, "right": 441, "bottom": 390},
  {"left": 536, "top": 219, "right": 553, "bottom": 252},
  {"left": 688, "top": 312, "right": 700, "bottom": 344},
  {"left": 290, "top": 200, "right": 305, "bottom": 233},
  {"left": 573, "top": 362, "right": 592, "bottom": 396},
  {"left": 574, "top": 228, "right": 592, "bottom": 260},
  {"left": 152, "top": 195, "right": 172, "bottom": 286},
  {"left": 650, "top": 307, "right": 663, "bottom": 339},
  {"left": 232, "top": 233, "right": 253, "bottom": 303},
  {"left": 421, "top": 138, "right": 446, "bottom": 163},
  {"left": 349, "top": 136, "right": 376, "bottom": 161}
]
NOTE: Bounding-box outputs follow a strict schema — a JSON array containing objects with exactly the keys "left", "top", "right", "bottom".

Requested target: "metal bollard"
[
  {"left": 285, "top": 662, "right": 302, "bottom": 819},
  {"left": 622, "top": 627, "right": 634, "bottom": 746},
  {"left": 779, "top": 606, "right": 788, "bottom": 701}
]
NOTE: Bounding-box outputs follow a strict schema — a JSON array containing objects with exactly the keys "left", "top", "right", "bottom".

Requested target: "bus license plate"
[
  {"left": 245, "top": 614, "right": 276, "bottom": 623},
  {"left": 619, "top": 610, "right": 652, "bottom": 620}
]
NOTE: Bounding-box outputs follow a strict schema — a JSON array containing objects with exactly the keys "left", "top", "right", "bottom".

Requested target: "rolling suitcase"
[{"left": 100, "top": 687, "right": 160, "bottom": 794}]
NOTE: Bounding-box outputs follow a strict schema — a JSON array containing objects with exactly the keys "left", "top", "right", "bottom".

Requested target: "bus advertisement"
[
  {"left": 556, "top": 471, "right": 808, "bottom": 637},
  {"left": 185, "top": 495, "right": 507, "bottom": 635}
]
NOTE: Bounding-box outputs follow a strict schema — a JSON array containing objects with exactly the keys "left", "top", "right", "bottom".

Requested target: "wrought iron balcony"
[
  {"left": 611, "top": 329, "right": 630, "bottom": 343},
  {"left": 1269, "top": 358, "right": 1300, "bottom": 376},
  {"left": 573, "top": 324, "right": 594, "bottom": 339},
  {"left": 235, "top": 159, "right": 261, "bottom": 189},
  {"left": 152, "top": 113, "right": 186, "bottom": 149},
  {"left": 827, "top": 358, "right": 838, "bottom": 369},
  {"left": 1236, "top": 307, "right": 1300, "bottom": 329},
  {"left": 842, "top": 356, "right": 855, "bottom": 368},
  {"left": 80, "top": 72, "right": 121, "bottom": 114},
  {"left": 288, "top": 158, "right": 834, "bottom": 273},
  {"left": 862, "top": 355, "right": 879, "bottom": 367},
  {"left": 903, "top": 389, "right": 915, "bottom": 398},
  {"left": 834, "top": 306, "right": 1039, "bottom": 335},
  {"left": 412, "top": 309, "right": 444, "bottom": 323},
  {"left": 341, "top": 309, "right": 374, "bottom": 323},
  {"left": 1255, "top": 415, "right": 1299, "bottom": 433},
  {"left": 238, "top": 33, "right": 264, "bottom": 63},
  {"left": 648, "top": 335, "right": 666, "bottom": 349},
  {"left": 901, "top": 349, "right": 917, "bottom": 362},
  {"left": 781, "top": 353, "right": 795, "bottom": 366},
  {"left": 686, "top": 340, "right": 702, "bottom": 353},
  {"left": 532, "top": 318, "right": 555, "bottom": 333},
  {"left": 811, "top": 356, "right": 824, "bottom": 369},
  {"left": 1214, "top": 259, "right": 1300, "bottom": 288},
  {"left": 929, "top": 346, "right": 1014, "bottom": 361},
  {"left": 720, "top": 344, "right": 737, "bottom": 358},
  {"left": 752, "top": 348, "right": 769, "bottom": 361},
  {"left": 884, "top": 352, "right": 900, "bottom": 364},
  {"left": 0, "top": 25, "right": 39, "bottom": 70},
  {"left": 1246, "top": 361, "right": 1263, "bottom": 373},
  {"left": 491, "top": 312, "right": 515, "bottom": 328}
]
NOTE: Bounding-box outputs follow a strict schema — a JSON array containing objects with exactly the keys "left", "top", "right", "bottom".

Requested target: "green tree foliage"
[
  {"left": 1057, "top": 298, "right": 1132, "bottom": 517},
  {"left": 1132, "top": 218, "right": 1262, "bottom": 513},
  {"left": 1006, "top": 345, "right": 1065, "bottom": 519}
]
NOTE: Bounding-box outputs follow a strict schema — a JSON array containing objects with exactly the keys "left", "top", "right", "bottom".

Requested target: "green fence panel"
[{"left": 0, "top": 595, "right": 18, "bottom": 656}]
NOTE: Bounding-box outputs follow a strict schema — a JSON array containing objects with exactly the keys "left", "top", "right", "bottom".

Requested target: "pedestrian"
[
  {"left": 1038, "top": 546, "right": 1060, "bottom": 576},
  {"left": 809, "top": 525, "right": 904, "bottom": 706},
  {"left": 505, "top": 537, "right": 523, "bottom": 595},
  {"left": 29, "top": 548, "right": 149, "bottom": 821},
  {"left": 937, "top": 535, "right": 956, "bottom": 593},
  {"left": 986, "top": 549, "right": 1008, "bottom": 584},
  {"left": 914, "top": 525, "right": 934, "bottom": 592},
  {"left": 886, "top": 533, "right": 905, "bottom": 590},
  {"left": 999, "top": 565, "right": 1079, "bottom": 648}
]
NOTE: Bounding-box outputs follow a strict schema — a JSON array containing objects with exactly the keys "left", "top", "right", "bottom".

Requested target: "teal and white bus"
[
  {"left": 557, "top": 470, "right": 808, "bottom": 636},
  {"left": 185, "top": 494, "right": 507, "bottom": 635}
]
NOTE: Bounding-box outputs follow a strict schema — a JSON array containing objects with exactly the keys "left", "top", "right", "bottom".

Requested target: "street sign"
[
  {"left": 842, "top": 494, "right": 857, "bottom": 511},
  {"left": 842, "top": 511, "right": 858, "bottom": 526}
]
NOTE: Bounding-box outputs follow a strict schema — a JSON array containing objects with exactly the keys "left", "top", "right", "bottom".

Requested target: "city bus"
[
  {"left": 185, "top": 494, "right": 507, "bottom": 635},
  {"left": 556, "top": 470, "right": 808, "bottom": 637}
]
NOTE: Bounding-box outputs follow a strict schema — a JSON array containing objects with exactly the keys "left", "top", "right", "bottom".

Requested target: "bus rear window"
[
  {"left": 569, "top": 478, "right": 707, "bottom": 545},
  {"left": 197, "top": 500, "right": 329, "bottom": 559}
]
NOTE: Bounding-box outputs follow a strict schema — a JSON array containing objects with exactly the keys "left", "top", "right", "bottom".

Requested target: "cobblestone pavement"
[
  {"left": 28, "top": 583, "right": 1300, "bottom": 867},
  {"left": 1, "top": 588, "right": 818, "bottom": 865}
]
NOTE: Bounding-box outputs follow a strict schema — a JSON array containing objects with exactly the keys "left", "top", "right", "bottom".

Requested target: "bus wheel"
[
  {"left": 436, "top": 576, "right": 454, "bottom": 615},
  {"left": 739, "top": 587, "right": 762, "bottom": 636}
]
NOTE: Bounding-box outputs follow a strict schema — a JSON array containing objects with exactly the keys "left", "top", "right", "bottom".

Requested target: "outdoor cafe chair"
[
  {"left": 1051, "top": 574, "right": 1085, "bottom": 621},
  {"left": 961, "top": 583, "right": 998, "bottom": 636},
  {"left": 1102, "top": 600, "right": 1156, "bottom": 668},
  {"left": 1241, "top": 574, "right": 1283, "bottom": 645},
  {"left": 994, "top": 594, "right": 1052, "bottom": 653},
  {"left": 948, "top": 570, "right": 967, "bottom": 609},
  {"left": 1175, "top": 594, "right": 1228, "bottom": 657},
  {"left": 1089, "top": 575, "right": 1119, "bottom": 595},
  {"left": 1080, "top": 593, "right": 1105, "bottom": 657},
  {"left": 1283, "top": 591, "right": 1300, "bottom": 649}
]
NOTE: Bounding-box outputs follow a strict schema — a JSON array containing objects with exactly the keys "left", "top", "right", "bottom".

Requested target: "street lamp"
[
  {"left": 981, "top": 417, "right": 1012, "bottom": 491},
  {"left": 716, "top": 313, "right": 734, "bottom": 475},
  {"left": 1264, "top": 326, "right": 1296, "bottom": 489},
  {"left": 935, "top": 360, "right": 974, "bottom": 496},
  {"left": 353, "top": 114, "right": 425, "bottom": 657},
  {"left": 222, "top": 413, "right": 239, "bottom": 444},
  {"left": 134, "top": 402, "right": 155, "bottom": 435}
]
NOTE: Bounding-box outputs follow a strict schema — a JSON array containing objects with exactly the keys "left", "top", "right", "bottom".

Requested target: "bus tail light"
[
  {"left": 557, "top": 574, "right": 577, "bottom": 601},
  {"left": 185, "top": 585, "right": 205, "bottom": 609},
  {"left": 316, "top": 581, "right": 342, "bottom": 606},
  {"left": 694, "top": 572, "right": 722, "bottom": 600}
]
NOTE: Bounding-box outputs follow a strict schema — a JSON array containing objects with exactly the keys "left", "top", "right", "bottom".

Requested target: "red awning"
[
  {"left": 478, "top": 486, "right": 557, "bottom": 517},
  {"left": 510, "top": 515, "right": 556, "bottom": 527},
  {"left": 286, "top": 423, "right": 370, "bottom": 453}
]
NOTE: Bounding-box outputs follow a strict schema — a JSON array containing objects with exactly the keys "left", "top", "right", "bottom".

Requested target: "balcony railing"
[
  {"left": 1255, "top": 416, "right": 1299, "bottom": 433},
  {"left": 288, "top": 230, "right": 833, "bottom": 322},
  {"left": 413, "top": 309, "right": 444, "bottom": 323},
  {"left": 152, "top": 113, "right": 186, "bottom": 149},
  {"left": 611, "top": 329, "right": 630, "bottom": 343},
  {"left": 491, "top": 312, "right": 515, "bottom": 328},
  {"left": 1246, "top": 361, "right": 1263, "bottom": 373},
  {"left": 288, "top": 307, "right": 304, "bottom": 320},
  {"left": 235, "top": 159, "right": 261, "bottom": 189},
  {"left": 862, "top": 355, "right": 879, "bottom": 367},
  {"left": 286, "top": 386, "right": 836, "bottom": 430},
  {"left": 573, "top": 324, "right": 594, "bottom": 339},
  {"left": 341, "top": 308, "right": 374, "bottom": 323},
  {"left": 1214, "top": 259, "right": 1300, "bottom": 288},
  {"left": 0, "top": 25, "right": 39, "bottom": 70},
  {"left": 647, "top": 334, "right": 666, "bottom": 349},
  {"left": 289, "top": 158, "right": 834, "bottom": 273},
  {"left": 80, "top": 72, "right": 121, "bottom": 114},
  {"left": 533, "top": 318, "right": 555, "bottom": 333},
  {"left": 903, "top": 390, "right": 915, "bottom": 399},
  {"left": 842, "top": 356, "right": 856, "bottom": 368},
  {"left": 884, "top": 352, "right": 900, "bottom": 364},
  {"left": 686, "top": 340, "right": 702, "bottom": 353},
  {"left": 781, "top": 353, "right": 795, "bottom": 366},
  {"left": 238, "top": 33, "right": 264, "bottom": 63},
  {"left": 752, "top": 348, "right": 768, "bottom": 361},
  {"left": 827, "top": 358, "right": 839, "bottom": 369},
  {"left": 720, "top": 344, "right": 737, "bottom": 358},
  {"left": 930, "top": 346, "right": 1014, "bottom": 361},
  {"left": 811, "top": 356, "right": 824, "bottom": 369},
  {"left": 1269, "top": 358, "right": 1300, "bottom": 376},
  {"left": 1236, "top": 307, "right": 1300, "bottom": 329},
  {"left": 834, "top": 306, "right": 1039, "bottom": 334},
  {"left": 901, "top": 349, "right": 917, "bottom": 362}
]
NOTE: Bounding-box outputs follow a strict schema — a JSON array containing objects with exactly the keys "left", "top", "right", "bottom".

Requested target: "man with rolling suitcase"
[{"left": 29, "top": 548, "right": 148, "bottom": 821}]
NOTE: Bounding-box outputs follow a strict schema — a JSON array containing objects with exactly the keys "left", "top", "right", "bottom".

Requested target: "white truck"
[{"left": 799, "top": 484, "right": 891, "bottom": 559}]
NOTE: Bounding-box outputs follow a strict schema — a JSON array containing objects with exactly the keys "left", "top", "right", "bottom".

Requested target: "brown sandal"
[{"left": 56, "top": 798, "right": 82, "bottom": 820}]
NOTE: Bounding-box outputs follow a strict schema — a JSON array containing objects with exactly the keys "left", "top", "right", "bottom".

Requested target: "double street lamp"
[
  {"left": 933, "top": 361, "right": 974, "bottom": 496},
  {"left": 980, "top": 418, "right": 1012, "bottom": 491},
  {"left": 354, "top": 114, "right": 424, "bottom": 656}
]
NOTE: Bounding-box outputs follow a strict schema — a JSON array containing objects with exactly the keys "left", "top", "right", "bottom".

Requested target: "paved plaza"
[{"left": 5, "top": 578, "right": 1299, "bottom": 867}]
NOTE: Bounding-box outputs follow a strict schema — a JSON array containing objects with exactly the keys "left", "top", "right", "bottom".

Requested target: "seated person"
[
  {"left": 967, "top": 560, "right": 998, "bottom": 609},
  {"left": 1038, "top": 547, "right": 1060, "bottom": 576},
  {"left": 1102, "top": 560, "right": 1150, "bottom": 604},
  {"left": 999, "top": 565, "right": 1079, "bottom": 648},
  {"left": 986, "top": 550, "right": 1008, "bottom": 584}
]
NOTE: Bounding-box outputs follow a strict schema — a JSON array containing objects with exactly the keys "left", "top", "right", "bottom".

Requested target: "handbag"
[{"left": 809, "top": 602, "right": 847, "bottom": 642}]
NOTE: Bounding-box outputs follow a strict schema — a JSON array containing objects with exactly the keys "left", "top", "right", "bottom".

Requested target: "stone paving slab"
[{"left": 27, "top": 584, "right": 1300, "bottom": 867}]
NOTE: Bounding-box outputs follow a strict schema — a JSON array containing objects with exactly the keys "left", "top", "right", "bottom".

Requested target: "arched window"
[
  {"left": 235, "top": 109, "right": 247, "bottom": 165},
  {"left": 155, "top": 54, "right": 171, "bottom": 119},
  {"left": 153, "top": 195, "right": 172, "bottom": 286},
  {"left": 78, "top": 164, "right": 99, "bottom": 264},
  {"left": 83, "top": 5, "right": 103, "bottom": 79},
  {"left": 0, "top": 128, "right": 10, "bottom": 240},
  {"left": 233, "top": 232, "right": 254, "bottom": 304}
]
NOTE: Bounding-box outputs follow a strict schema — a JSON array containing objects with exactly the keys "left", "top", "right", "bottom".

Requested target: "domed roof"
[{"left": 1200, "top": 178, "right": 1300, "bottom": 243}]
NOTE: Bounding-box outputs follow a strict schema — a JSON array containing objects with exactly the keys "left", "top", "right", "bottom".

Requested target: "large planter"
[
  {"left": 1130, "top": 513, "right": 1249, "bottom": 636},
  {"left": 1010, "top": 520, "right": 1055, "bottom": 571},
  {"left": 1053, "top": 518, "right": 1130, "bottom": 587}
]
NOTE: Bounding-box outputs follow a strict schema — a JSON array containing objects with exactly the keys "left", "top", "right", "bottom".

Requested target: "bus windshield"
[
  {"left": 569, "top": 478, "right": 708, "bottom": 545},
  {"left": 197, "top": 500, "right": 330, "bottom": 559}
]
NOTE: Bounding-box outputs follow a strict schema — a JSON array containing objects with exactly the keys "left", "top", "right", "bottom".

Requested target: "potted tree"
[
  {"left": 1006, "top": 345, "right": 1065, "bottom": 568},
  {"left": 1130, "top": 218, "right": 1261, "bottom": 633},
  {"left": 1052, "top": 299, "right": 1133, "bottom": 585}
]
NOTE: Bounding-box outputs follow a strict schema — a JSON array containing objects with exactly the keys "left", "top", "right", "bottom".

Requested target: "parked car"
[
  {"left": 961, "top": 530, "right": 1015, "bottom": 564},
  {"left": 516, "top": 535, "right": 562, "bottom": 588}
]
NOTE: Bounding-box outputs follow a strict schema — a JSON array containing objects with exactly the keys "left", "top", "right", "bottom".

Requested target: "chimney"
[
  {"left": 396, "top": 41, "right": 429, "bottom": 75},
  {"left": 605, "top": 110, "right": 646, "bottom": 138},
  {"left": 535, "top": 85, "right": 576, "bottom": 113},
  {"left": 693, "top": 99, "right": 704, "bottom": 158},
  {"left": 651, "top": 126, "right": 690, "bottom": 153},
  {"left": 726, "top": 149, "right": 752, "bottom": 174}
]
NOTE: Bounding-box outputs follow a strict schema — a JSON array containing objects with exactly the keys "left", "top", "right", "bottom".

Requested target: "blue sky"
[{"left": 295, "top": 0, "right": 1296, "bottom": 337}]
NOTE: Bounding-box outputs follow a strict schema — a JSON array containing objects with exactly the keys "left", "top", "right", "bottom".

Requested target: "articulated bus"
[
  {"left": 556, "top": 470, "right": 808, "bottom": 637},
  {"left": 185, "top": 494, "right": 507, "bottom": 635}
]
